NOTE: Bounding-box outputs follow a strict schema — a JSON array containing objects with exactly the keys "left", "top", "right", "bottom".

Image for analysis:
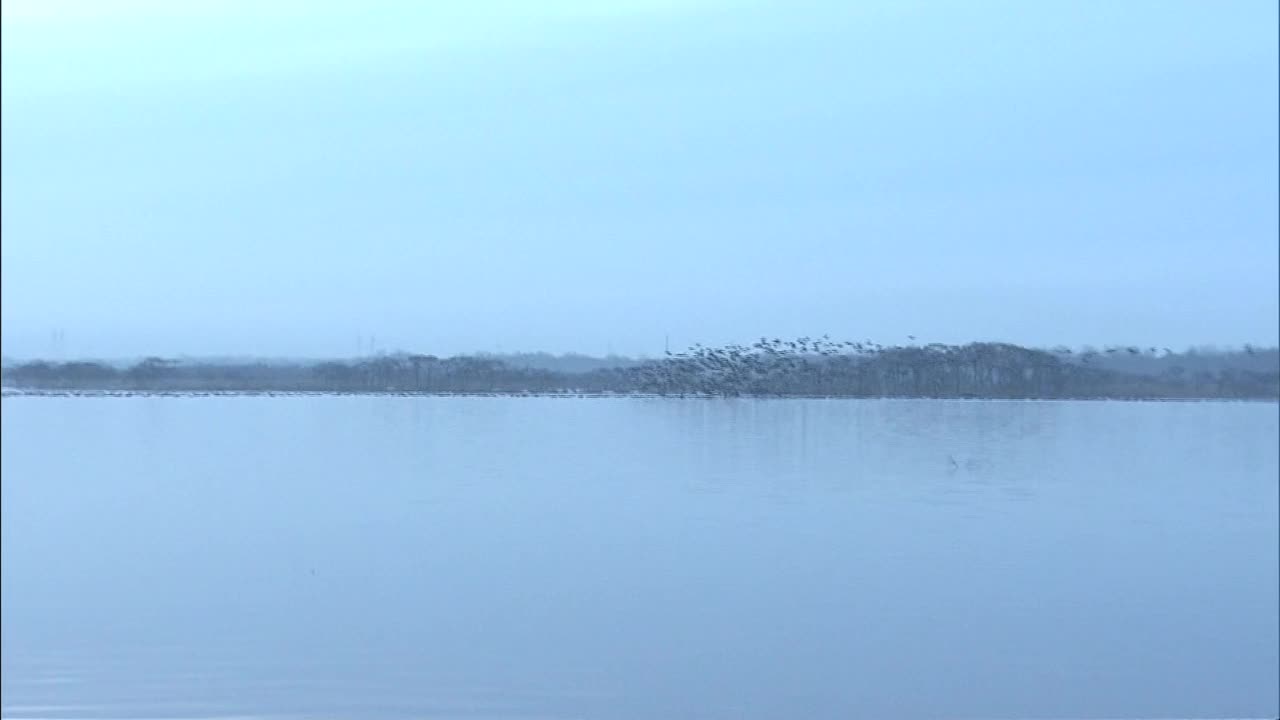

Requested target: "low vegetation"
[{"left": 3, "top": 339, "right": 1277, "bottom": 399}]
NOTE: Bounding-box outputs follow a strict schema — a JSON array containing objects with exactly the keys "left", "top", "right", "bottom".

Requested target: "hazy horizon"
[
  {"left": 3, "top": 340, "right": 1277, "bottom": 367},
  {"left": 3, "top": 0, "right": 1277, "bottom": 359}
]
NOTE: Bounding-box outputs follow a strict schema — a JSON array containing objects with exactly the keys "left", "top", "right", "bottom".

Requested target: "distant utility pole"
[
  {"left": 49, "top": 329, "right": 67, "bottom": 359},
  {"left": 665, "top": 334, "right": 669, "bottom": 354}
]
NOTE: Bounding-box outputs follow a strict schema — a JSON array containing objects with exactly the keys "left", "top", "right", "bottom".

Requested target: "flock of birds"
[
  {"left": 1052, "top": 345, "right": 1174, "bottom": 363},
  {"left": 633, "top": 335, "right": 947, "bottom": 397},
  {"left": 629, "top": 336, "right": 1207, "bottom": 397}
]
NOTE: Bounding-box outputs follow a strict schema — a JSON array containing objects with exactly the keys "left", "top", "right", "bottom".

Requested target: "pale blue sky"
[{"left": 2, "top": 0, "right": 1277, "bottom": 359}]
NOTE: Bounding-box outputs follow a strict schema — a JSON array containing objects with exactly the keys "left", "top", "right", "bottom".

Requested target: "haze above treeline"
[
  {"left": 3, "top": 342, "right": 1278, "bottom": 372},
  {"left": 2, "top": 2, "right": 1277, "bottom": 363}
]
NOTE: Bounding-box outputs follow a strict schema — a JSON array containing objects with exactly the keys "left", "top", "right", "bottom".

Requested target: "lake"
[{"left": 2, "top": 397, "right": 1276, "bottom": 719}]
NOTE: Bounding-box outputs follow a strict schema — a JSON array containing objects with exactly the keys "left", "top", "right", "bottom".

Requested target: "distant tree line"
[
  {"left": 2, "top": 339, "right": 1277, "bottom": 400},
  {"left": 630, "top": 338, "right": 1278, "bottom": 399}
]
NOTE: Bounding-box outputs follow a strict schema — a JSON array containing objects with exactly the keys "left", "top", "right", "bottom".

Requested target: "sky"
[{"left": 1, "top": 0, "right": 1277, "bottom": 360}]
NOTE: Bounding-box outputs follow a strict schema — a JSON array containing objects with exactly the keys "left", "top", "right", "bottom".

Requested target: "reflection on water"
[{"left": 2, "top": 397, "right": 1277, "bottom": 719}]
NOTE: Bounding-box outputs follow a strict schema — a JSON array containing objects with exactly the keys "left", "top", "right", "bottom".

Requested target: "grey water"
[{"left": 1, "top": 397, "right": 1276, "bottom": 720}]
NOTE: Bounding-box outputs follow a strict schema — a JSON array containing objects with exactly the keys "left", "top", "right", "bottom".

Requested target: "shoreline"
[
  {"left": 6, "top": 341, "right": 1275, "bottom": 402},
  {"left": 4, "top": 388, "right": 1276, "bottom": 402}
]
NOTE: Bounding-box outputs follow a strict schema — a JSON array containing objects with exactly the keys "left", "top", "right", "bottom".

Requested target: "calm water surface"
[{"left": 2, "top": 397, "right": 1277, "bottom": 719}]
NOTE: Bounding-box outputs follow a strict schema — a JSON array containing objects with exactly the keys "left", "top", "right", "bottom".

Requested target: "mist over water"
[{"left": 3, "top": 397, "right": 1276, "bottom": 719}]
